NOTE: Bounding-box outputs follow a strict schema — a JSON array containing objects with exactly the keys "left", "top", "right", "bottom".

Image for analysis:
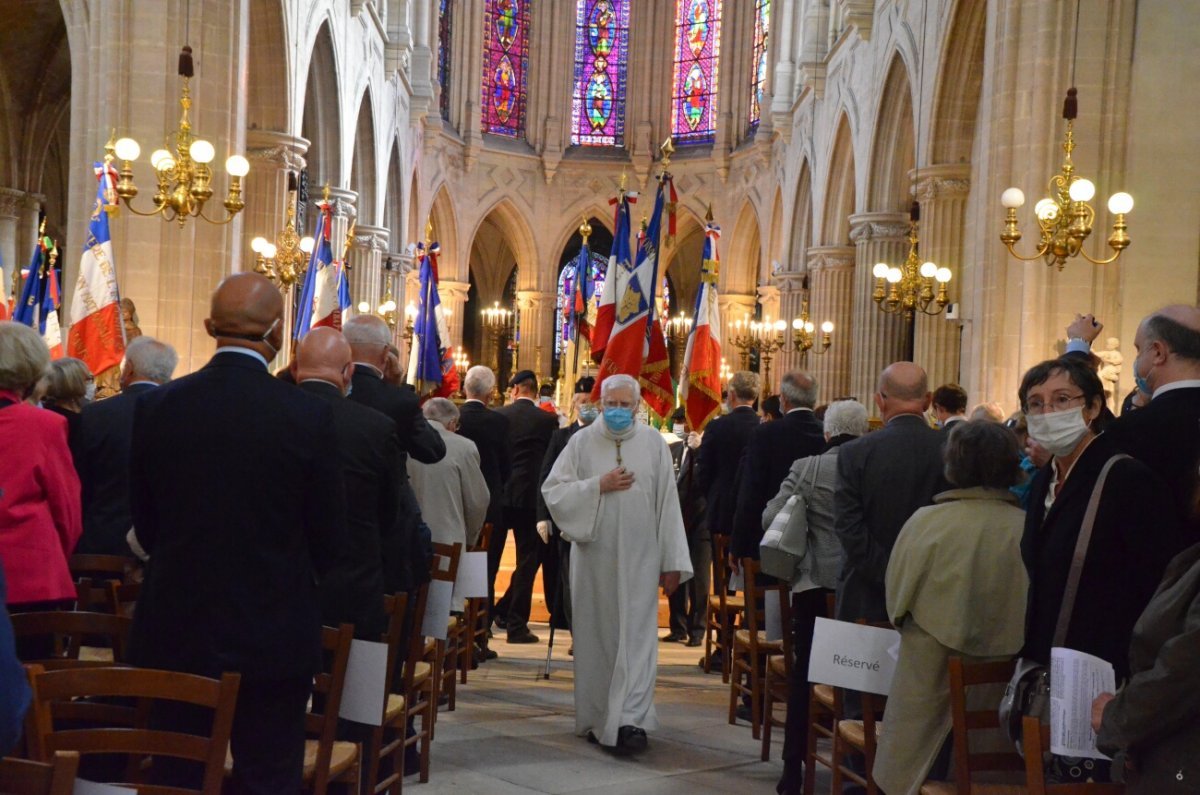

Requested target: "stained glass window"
[
  {"left": 748, "top": 0, "right": 770, "bottom": 131},
  {"left": 571, "top": 0, "right": 629, "bottom": 147},
  {"left": 438, "top": 0, "right": 453, "bottom": 120},
  {"left": 555, "top": 250, "right": 608, "bottom": 356},
  {"left": 481, "top": 0, "right": 531, "bottom": 137},
  {"left": 671, "top": 0, "right": 722, "bottom": 145}
]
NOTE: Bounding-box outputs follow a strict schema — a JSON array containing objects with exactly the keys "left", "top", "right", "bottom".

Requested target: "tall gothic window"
[
  {"left": 481, "top": 0, "right": 531, "bottom": 137},
  {"left": 571, "top": 0, "right": 629, "bottom": 147},
  {"left": 671, "top": 0, "right": 722, "bottom": 145},
  {"left": 748, "top": 0, "right": 770, "bottom": 131},
  {"left": 438, "top": 0, "right": 453, "bottom": 120}
]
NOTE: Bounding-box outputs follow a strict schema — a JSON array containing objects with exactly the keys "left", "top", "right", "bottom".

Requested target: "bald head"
[
  {"left": 1134, "top": 304, "right": 1200, "bottom": 393},
  {"left": 876, "top": 361, "right": 931, "bottom": 421},
  {"left": 293, "top": 328, "right": 354, "bottom": 393},
  {"left": 205, "top": 273, "right": 284, "bottom": 358}
]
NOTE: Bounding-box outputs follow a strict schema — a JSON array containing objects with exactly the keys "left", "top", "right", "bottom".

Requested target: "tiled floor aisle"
[{"left": 419, "top": 623, "right": 834, "bottom": 794}]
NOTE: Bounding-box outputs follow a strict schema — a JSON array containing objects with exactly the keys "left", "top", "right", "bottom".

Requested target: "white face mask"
[
  {"left": 1026, "top": 407, "right": 1090, "bottom": 457},
  {"left": 84, "top": 382, "right": 97, "bottom": 402},
  {"left": 672, "top": 423, "right": 685, "bottom": 435}
]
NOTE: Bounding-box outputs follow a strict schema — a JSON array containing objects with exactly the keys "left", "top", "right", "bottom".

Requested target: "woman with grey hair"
[
  {"left": 0, "top": 322, "right": 82, "bottom": 614},
  {"left": 764, "top": 398, "right": 867, "bottom": 795},
  {"left": 873, "top": 420, "right": 1029, "bottom": 793}
]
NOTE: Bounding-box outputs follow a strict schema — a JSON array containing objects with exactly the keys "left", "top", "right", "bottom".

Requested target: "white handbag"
[{"left": 759, "top": 458, "right": 820, "bottom": 583}]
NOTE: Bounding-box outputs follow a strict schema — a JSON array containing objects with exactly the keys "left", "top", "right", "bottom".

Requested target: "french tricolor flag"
[
  {"left": 66, "top": 162, "right": 125, "bottom": 372},
  {"left": 680, "top": 219, "right": 723, "bottom": 431}
]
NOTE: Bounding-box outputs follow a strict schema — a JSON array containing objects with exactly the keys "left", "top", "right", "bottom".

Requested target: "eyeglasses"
[{"left": 1024, "top": 393, "right": 1086, "bottom": 414}]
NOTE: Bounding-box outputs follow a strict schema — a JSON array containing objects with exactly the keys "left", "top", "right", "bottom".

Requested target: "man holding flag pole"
[{"left": 406, "top": 227, "right": 460, "bottom": 399}]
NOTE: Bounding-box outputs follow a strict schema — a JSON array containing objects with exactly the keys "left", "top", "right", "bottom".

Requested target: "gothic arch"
[
  {"left": 789, "top": 158, "right": 813, "bottom": 268},
  {"left": 820, "top": 114, "right": 856, "bottom": 245},
  {"left": 726, "top": 200, "right": 762, "bottom": 296},
  {"left": 383, "top": 138, "right": 404, "bottom": 248},
  {"left": 930, "top": 0, "right": 986, "bottom": 165},
  {"left": 767, "top": 187, "right": 784, "bottom": 275},
  {"left": 407, "top": 170, "right": 420, "bottom": 247},
  {"left": 247, "top": 0, "right": 289, "bottom": 132},
  {"left": 867, "top": 54, "right": 915, "bottom": 213},
  {"left": 349, "top": 89, "right": 378, "bottom": 223},
  {"left": 469, "top": 197, "right": 539, "bottom": 289},
  {"left": 547, "top": 203, "right": 617, "bottom": 265},
  {"left": 662, "top": 206, "right": 707, "bottom": 313},
  {"left": 428, "top": 184, "right": 460, "bottom": 279},
  {"left": 301, "top": 20, "right": 342, "bottom": 186}
]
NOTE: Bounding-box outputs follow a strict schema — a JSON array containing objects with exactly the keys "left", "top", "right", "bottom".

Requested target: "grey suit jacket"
[
  {"left": 833, "top": 414, "right": 949, "bottom": 622},
  {"left": 407, "top": 423, "right": 491, "bottom": 550}
]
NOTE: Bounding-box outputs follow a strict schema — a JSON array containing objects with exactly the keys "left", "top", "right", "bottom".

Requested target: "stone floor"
[{"left": 419, "top": 623, "right": 835, "bottom": 794}]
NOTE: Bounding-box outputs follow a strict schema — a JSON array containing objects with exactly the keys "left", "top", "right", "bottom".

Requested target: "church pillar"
[
  {"left": 806, "top": 246, "right": 855, "bottom": 402},
  {"left": 0, "top": 189, "right": 22, "bottom": 301},
  {"left": 849, "top": 213, "right": 910, "bottom": 411},
  {"left": 242, "top": 131, "right": 308, "bottom": 273},
  {"left": 349, "top": 225, "right": 389, "bottom": 315},
  {"left": 755, "top": 283, "right": 782, "bottom": 392},
  {"left": 718, "top": 292, "right": 758, "bottom": 371},
  {"left": 773, "top": 270, "right": 806, "bottom": 382},
  {"left": 17, "top": 195, "right": 43, "bottom": 278},
  {"left": 515, "top": 289, "right": 555, "bottom": 382},
  {"left": 438, "top": 278, "right": 470, "bottom": 353},
  {"left": 912, "top": 165, "right": 970, "bottom": 390}
]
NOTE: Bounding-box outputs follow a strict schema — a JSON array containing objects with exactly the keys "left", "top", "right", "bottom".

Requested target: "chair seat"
[
  {"left": 303, "top": 740, "right": 359, "bottom": 780},
  {"left": 836, "top": 719, "right": 880, "bottom": 749},
  {"left": 920, "top": 782, "right": 1025, "bottom": 795},
  {"left": 767, "top": 656, "right": 787, "bottom": 677},
  {"left": 812, "top": 684, "right": 834, "bottom": 708},
  {"left": 384, "top": 693, "right": 406, "bottom": 722},
  {"left": 708, "top": 594, "right": 746, "bottom": 610},
  {"left": 412, "top": 660, "right": 432, "bottom": 684},
  {"left": 734, "top": 629, "right": 784, "bottom": 651}
]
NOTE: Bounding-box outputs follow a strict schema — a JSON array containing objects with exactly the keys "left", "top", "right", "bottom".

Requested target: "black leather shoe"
[
  {"left": 476, "top": 644, "right": 498, "bottom": 661},
  {"left": 616, "top": 725, "right": 647, "bottom": 753},
  {"left": 493, "top": 616, "right": 508, "bottom": 631},
  {"left": 736, "top": 703, "right": 752, "bottom": 722},
  {"left": 507, "top": 630, "right": 540, "bottom": 644},
  {"left": 686, "top": 635, "right": 703, "bottom": 647},
  {"left": 660, "top": 632, "right": 687, "bottom": 643}
]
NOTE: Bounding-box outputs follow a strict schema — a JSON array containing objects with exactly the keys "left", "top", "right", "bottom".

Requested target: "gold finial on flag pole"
[
  {"left": 660, "top": 138, "right": 675, "bottom": 170},
  {"left": 579, "top": 216, "right": 592, "bottom": 244}
]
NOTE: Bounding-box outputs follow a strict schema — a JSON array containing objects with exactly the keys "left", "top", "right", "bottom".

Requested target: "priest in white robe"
[{"left": 542, "top": 374, "right": 693, "bottom": 754}]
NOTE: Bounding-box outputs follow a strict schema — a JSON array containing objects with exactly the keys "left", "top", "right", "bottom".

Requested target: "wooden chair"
[
  {"left": 461, "top": 523, "right": 493, "bottom": 681},
  {"left": 803, "top": 592, "right": 841, "bottom": 795},
  {"left": 429, "top": 542, "right": 462, "bottom": 718},
  {"left": 11, "top": 610, "right": 132, "bottom": 666},
  {"left": 399, "top": 583, "right": 436, "bottom": 785},
  {"left": 1021, "top": 716, "right": 1125, "bottom": 794},
  {"left": 704, "top": 533, "right": 745, "bottom": 681},
  {"left": 728, "top": 558, "right": 787, "bottom": 740},
  {"left": 915, "top": 657, "right": 1026, "bottom": 794},
  {"left": 0, "top": 752, "right": 80, "bottom": 795},
  {"left": 105, "top": 580, "right": 141, "bottom": 619},
  {"left": 363, "top": 592, "right": 409, "bottom": 795},
  {"left": 73, "top": 577, "right": 115, "bottom": 612},
  {"left": 832, "top": 688, "right": 887, "bottom": 795},
  {"left": 760, "top": 586, "right": 795, "bottom": 761},
  {"left": 300, "top": 623, "right": 359, "bottom": 795},
  {"left": 67, "top": 554, "right": 138, "bottom": 584},
  {"left": 24, "top": 664, "right": 240, "bottom": 795}
]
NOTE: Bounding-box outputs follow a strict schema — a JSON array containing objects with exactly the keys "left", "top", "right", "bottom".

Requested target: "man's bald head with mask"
[
  {"left": 292, "top": 327, "right": 355, "bottom": 396},
  {"left": 204, "top": 272, "right": 285, "bottom": 361}
]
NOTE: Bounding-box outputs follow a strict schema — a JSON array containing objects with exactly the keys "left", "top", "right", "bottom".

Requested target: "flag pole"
[{"left": 570, "top": 215, "right": 591, "bottom": 382}]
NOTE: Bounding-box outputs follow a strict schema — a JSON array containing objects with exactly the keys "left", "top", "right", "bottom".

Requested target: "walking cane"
[{"left": 542, "top": 534, "right": 561, "bottom": 680}]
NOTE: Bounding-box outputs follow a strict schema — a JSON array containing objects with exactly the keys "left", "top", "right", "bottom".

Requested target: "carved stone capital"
[
  {"left": 439, "top": 279, "right": 471, "bottom": 304},
  {"left": 326, "top": 187, "right": 358, "bottom": 219},
  {"left": 911, "top": 164, "right": 972, "bottom": 202},
  {"left": 756, "top": 284, "right": 781, "bottom": 305},
  {"left": 351, "top": 224, "right": 389, "bottom": 252},
  {"left": 515, "top": 289, "right": 556, "bottom": 313},
  {"left": 807, "top": 245, "right": 857, "bottom": 272},
  {"left": 719, "top": 293, "right": 758, "bottom": 323},
  {"left": 772, "top": 271, "right": 810, "bottom": 291},
  {"left": 0, "top": 187, "right": 24, "bottom": 218},
  {"left": 849, "top": 213, "right": 909, "bottom": 244},
  {"left": 245, "top": 131, "right": 309, "bottom": 172}
]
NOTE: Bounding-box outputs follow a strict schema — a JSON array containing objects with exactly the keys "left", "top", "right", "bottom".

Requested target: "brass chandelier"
[
  {"left": 872, "top": 201, "right": 952, "bottom": 321},
  {"left": 999, "top": 87, "right": 1132, "bottom": 270},
  {"left": 111, "top": 46, "right": 248, "bottom": 226},
  {"left": 251, "top": 178, "right": 314, "bottom": 288}
]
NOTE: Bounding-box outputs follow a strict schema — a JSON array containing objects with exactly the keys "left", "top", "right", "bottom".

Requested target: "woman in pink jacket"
[{"left": 0, "top": 322, "right": 82, "bottom": 610}]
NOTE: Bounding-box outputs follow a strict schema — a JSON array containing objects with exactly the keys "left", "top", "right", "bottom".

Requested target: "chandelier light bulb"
[
  {"left": 821, "top": 321, "right": 834, "bottom": 333},
  {"left": 887, "top": 268, "right": 903, "bottom": 284},
  {"left": 299, "top": 236, "right": 315, "bottom": 254},
  {"left": 114, "top": 138, "right": 141, "bottom": 161},
  {"left": 261, "top": 243, "right": 277, "bottom": 259},
  {"left": 804, "top": 321, "right": 814, "bottom": 333},
  {"left": 150, "top": 149, "right": 173, "bottom": 171},
  {"left": 919, "top": 261, "right": 938, "bottom": 279},
  {"left": 1034, "top": 198, "right": 1059, "bottom": 221},
  {"left": 935, "top": 267, "right": 952, "bottom": 283},
  {"left": 358, "top": 301, "right": 370, "bottom": 313},
  {"left": 225, "top": 155, "right": 250, "bottom": 177},
  {"left": 792, "top": 318, "right": 803, "bottom": 330},
  {"left": 188, "top": 139, "right": 216, "bottom": 164},
  {"left": 872, "top": 262, "right": 889, "bottom": 279},
  {"left": 1068, "top": 178, "right": 1095, "bottom": 203},
  {"left": 1107, "top": 192, "right": 1134, "bottom": 215},
  {"left": 774, "top": 319, "right": 787, "bottom": 332},
  {"left": 406, "top": 302, "right": 418, "bottom": 318},
  {"left": 250, "top": 236, "right": 268, "bottom": 253},
  {"left": 1000, "top": 187, "right": 1025, "bottom": 209},
  {"left": 380, "top": 300, "right": 397, "bottom": 313}
]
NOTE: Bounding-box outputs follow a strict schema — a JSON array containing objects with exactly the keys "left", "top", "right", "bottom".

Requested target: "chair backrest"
[
  {"left": 401, "top": 582, "right": 431, "bottom": 693},
  {"left": 472, "top": 523, "right": 493, "bottom": 553},
  {"left": 712, "top": 534, "right": 731, "bottom": 604},
  {"left": 741, "top": 558, "right": 789, "bottom": 646},
  {"left": 73, "top": 577, "right": 116, "bottom": 612},
  {"left": 68, "top": 554, "right": 137, "bottom": 583},
  {"left": 0, "top": 752, "right": 80, "bottom": 795},
  {"left": 1021, "top": 716, "right": 1125, "bottom": 794},
  {"left": 946, "top": 657, "right": 1024, "bottom": 783},
  {"left": 380, "top": 593, "right": 410, "bottom": 702},
  {"left": 306, "top": 623, "right": 355, "bottom": 793},
  {"left": 106, "top": 581, "right": 141, "bottom": 619},
  {"left": 430, "top": 542, "right": 462, "bottom": 585},
  {"left": 24, "top": 664, "right": 240, "bottom": 795},
  {"left": 11, "top": 610, "right": 132, "bottom": 665}
]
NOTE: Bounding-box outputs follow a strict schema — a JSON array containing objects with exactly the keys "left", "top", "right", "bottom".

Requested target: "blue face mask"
[
  {"left": 1133, "top": 350, "right": 1152, "bottom": 395},
  {"left": 578, "top": 405, "right": 599, "bottom": 424},
  {"left": 603, "top": 406, "right": 634, "bottom": 432}
]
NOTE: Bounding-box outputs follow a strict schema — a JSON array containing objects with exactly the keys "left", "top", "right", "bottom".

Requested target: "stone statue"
[
  {"left": 1096, "top": 337, "right": 1123, "bottom": 412},
  {"left": 95, "top": 297, "right": 145, "bottom": 399}
]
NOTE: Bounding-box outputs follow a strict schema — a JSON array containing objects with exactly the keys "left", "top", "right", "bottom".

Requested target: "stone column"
[
  {"left": 912, "top": 165, "right": 970, "bottom": 390},
  {"left": 806, "top": 246, "right": 856, "bottom": 402},
  {"left": 348, "top": 225, "right": 389, "bottom": 313},
  {"left": 17, "top": 195, "right": 43, "bottom": 277},
  {"left": 243, "top": 131, "right": 308, "bottom": 273},
  {"left": 438, "top": 278, "right": 470, "bottom": 353},
  {"left": 515, "top": 289, "right": 556, "bottom": 381},
  {"left": 755, "top": 283, "right": 782, "bottom": 391},
  {"left": 849, "top": 213, "right": 910, "bottom": 412},
  {"left": 773, "top": 271, "right": 806, "bottom": 381},
  {"left": 718, "top": 292, "right": 758, "bottom": 371},
  {"left": 0, "top": 189, "right": 22, "bottom": 301}
]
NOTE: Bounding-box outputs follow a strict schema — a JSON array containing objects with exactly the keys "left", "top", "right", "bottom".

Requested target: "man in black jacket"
[
  {"left": 494, "top": 369, "right": 558, "bottom": 643},
  {"left": 129, "top": 273, "right": 347, "bottom": 794},
  {"left": 343, "top": 314, "right": 445, "bottom": 593},
  {"left": 294, "top": 327, "right": 400, "bottom": 641},
  {"left": 731, "top": 371, "right": 826, "bottom": 564},
  {"left": 834, "top": 362, "right": 949, "bottom": 624},
  {"left": 75, "top": 335, "right": 178, "bottom": 555},
  {"left": 457, "top": 366, "right": 511, "bottom": 534},
  {"left": 696, "top": 371, "right": 761, "bottom": 539}
]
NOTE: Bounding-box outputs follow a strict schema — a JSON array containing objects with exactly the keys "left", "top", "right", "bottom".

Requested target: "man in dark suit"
[
  {"left": 931, "top": 382, "right": 968, "bottom": 430},
  {"left": 494, "top": 369, "right": 558, "bottom": 644},
  {"left": 731, "top": 371, "right": 826, "bottom": 564},
  {"left": 75, "top": 335, "right": 178, "bottom": 556},
  {"left": 343, "top": 314, "right": 445, "bottom": 593},
  {"left": 1106, "top": 305, "right": 1200, "bottom": 539},
  {"left": 129, "top": 273, "right": 347, "bottom": 794},
  {"left": 834, "top": 362, "right": 949, "bottom": 624},
  {"left": 696, "top": 371, "right": 761, "bottom": 539},
  {"left": 294, "top": 327, "right": 400, "bottom": 641}
]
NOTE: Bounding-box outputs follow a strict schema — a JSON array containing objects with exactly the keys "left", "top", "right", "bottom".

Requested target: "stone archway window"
[
  {"left": 481, "top": 0, "right": 531, "bottom": 137},
  {"left": 748, "top": 0, "right": 770, "bottom": 132},
  {"left": 570, "top": 0, "right": 630, "bottom": 147},
  {"left": 671, "top": 0, "right": 723, "bottom": 145}
]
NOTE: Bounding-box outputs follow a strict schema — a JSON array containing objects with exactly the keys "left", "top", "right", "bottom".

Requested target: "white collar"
[
  {"left": 299, "top": 378, "right": 343, "bottom": 390},
  {"left": 786, "top": 407, "right": 813, "bottom": 415},
  {"left": 1154, "top": 380, "right": 1200, "bottom": 399},
  {"left": 464, "top": 398, "right": 485, "bottom": 405},
  {"left": 217, "top": 346, "right": 269, "bottom": 368},
  {"left": 514, "top": 396, "right": 536, "bottom": 404}
]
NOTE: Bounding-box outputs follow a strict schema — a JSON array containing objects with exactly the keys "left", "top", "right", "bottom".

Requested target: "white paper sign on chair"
[{"left": 807, "top": 617, "right": 900, "bottom": 696}]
